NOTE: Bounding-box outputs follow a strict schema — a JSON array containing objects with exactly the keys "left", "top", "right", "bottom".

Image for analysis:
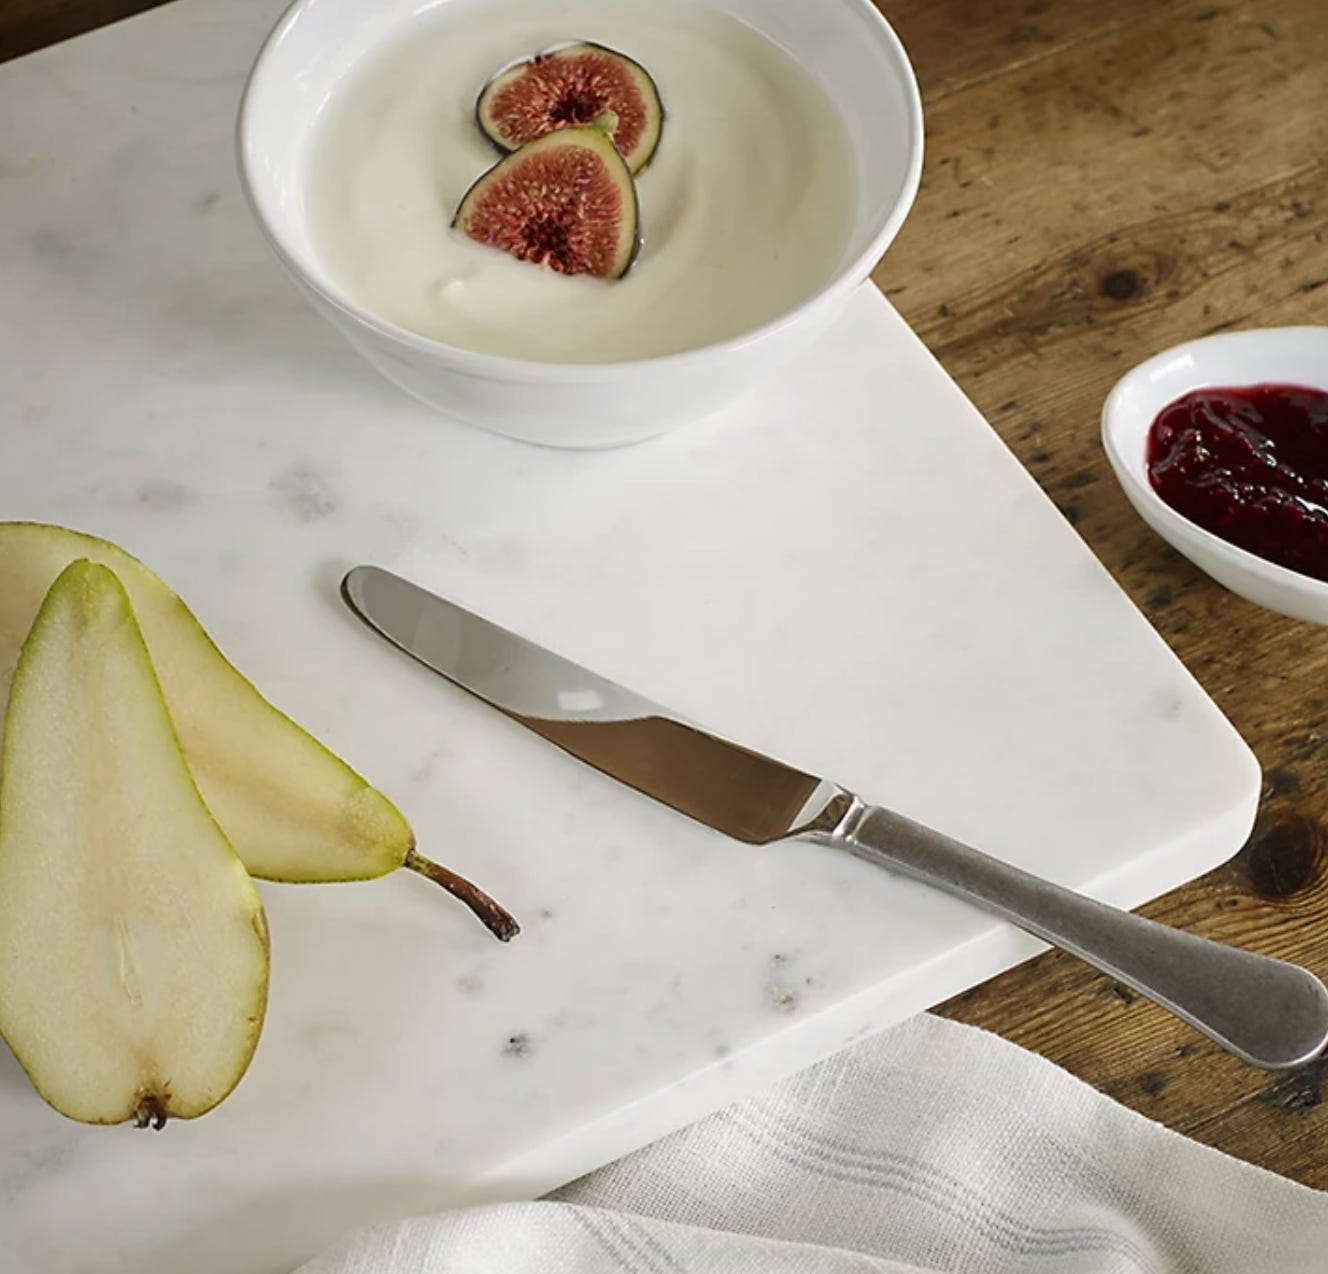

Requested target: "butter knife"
[{"left": 342, "top": 565, "right": 1328, "bottom": 1071}]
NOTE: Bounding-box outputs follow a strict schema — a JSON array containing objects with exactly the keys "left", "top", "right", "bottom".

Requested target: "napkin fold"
[{"left": 297, "top": 1014, "right": 1328, "bottom": 1274}]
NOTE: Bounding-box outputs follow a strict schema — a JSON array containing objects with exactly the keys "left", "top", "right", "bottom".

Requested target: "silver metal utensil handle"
[{"left": 829, "top": 802, "right": 1328, "bottom": 1071}]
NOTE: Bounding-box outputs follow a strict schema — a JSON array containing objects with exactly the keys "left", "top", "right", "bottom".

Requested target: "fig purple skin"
[
  {"left": 476, "top": 41, "right": 664, "bottom": 175},
  {"left": 454, "top": 124, "right": 641, "bottom": 280}
]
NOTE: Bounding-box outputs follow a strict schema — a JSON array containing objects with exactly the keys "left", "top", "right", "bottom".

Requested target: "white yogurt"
[{"left": 305, "top": 0, "right": 859, "bottom": 364}]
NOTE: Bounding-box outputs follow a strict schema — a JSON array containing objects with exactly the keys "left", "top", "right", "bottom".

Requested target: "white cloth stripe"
[{"left": 297, "top": 1014, "right": 1328, "bottom": 1274}]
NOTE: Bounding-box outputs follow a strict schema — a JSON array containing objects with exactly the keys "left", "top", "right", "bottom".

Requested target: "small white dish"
[
  {"left": 237, "top": 0, "right": 924, "bottom": 448},
  {"left": 1102, "top": 326, "right": 1328, "bottom": 625}
]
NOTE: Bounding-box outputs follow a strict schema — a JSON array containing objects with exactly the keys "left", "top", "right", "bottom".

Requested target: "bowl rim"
[
  {"left": 1101, "top": 324, "right": 1328, "bottom": 603},
  {"left": 235, "top": 0, "right": 925, "bottom": 381}
]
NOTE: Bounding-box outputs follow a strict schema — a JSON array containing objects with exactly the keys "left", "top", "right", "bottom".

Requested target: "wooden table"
[{"left": 5, "top": 0, "right": 1328, "bottom": 1188}]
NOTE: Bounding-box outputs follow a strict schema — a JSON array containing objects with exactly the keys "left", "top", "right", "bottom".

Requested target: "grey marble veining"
[{"left": 0, "top": 2, "right": 1259, "bottom": 1272}]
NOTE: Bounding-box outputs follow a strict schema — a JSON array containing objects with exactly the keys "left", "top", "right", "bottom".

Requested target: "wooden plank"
[{"left": 882, "top": 0, "right": 1190, "bottom": 104}]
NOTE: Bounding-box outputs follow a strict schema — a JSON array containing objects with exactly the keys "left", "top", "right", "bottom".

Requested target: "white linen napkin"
[{"left": 296, "top": 1013, "right": 1328, "bottom": 1273}]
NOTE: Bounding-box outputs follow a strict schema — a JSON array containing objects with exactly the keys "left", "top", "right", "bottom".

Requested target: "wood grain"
[{"left": 4, "top": 0, "right": 1328, "bottom": 1187}]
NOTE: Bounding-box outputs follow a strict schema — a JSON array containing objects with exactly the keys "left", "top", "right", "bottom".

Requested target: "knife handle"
[{"left": 831, "top": 802, "right": 1328, "bottom": 1071}]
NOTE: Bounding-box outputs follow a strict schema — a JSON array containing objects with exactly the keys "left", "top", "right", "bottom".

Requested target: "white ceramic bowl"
[
  {"left": 1102, "top": 326, "right": 1328, "bottom": 625},
  {"left": 237, "top": 0, "right": 923, "bottom": 448}
]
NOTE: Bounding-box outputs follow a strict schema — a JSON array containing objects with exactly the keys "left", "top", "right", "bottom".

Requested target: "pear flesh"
[
  {"left": 0, "top": 523, "right": 409, "bottom": 883},
  {"left": 0, "top": 523, "right": 516, "bottom": 940},
  {"left": 0, "top": 562, "right": 269, "bottom": 1126}
]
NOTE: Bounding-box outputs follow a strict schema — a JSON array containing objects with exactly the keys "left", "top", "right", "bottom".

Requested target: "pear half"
[
  {"left": 0, "top": 562, "right": 269, "bottom": 1126},
  {"left": 0, "top": 524, "right": 517, "bottom": 941}
]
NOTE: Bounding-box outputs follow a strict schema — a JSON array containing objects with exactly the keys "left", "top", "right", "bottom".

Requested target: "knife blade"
[
  {"left": 342, "top": 564, "right": 1328, "bottom": 1071},
  {"left": 340, "top": 563, "right": 850, "bottom": 845}
]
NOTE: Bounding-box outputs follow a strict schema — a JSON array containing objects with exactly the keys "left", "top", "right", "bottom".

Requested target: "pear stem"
[{"left": 404, "top": 850, "right": 520, "bottom": 942}]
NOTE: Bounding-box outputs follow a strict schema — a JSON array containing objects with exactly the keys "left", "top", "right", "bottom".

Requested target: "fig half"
[
  {"left": 477, "top": 42, "right": 664, "bottom": 175},
  {"left": 454, "top": 125, "right": 641, "bottom": 280}
]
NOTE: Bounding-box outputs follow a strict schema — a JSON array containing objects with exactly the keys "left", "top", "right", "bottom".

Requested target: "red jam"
[{"left": 1146, "top": 383, "right": 1328, "bottom": 582}]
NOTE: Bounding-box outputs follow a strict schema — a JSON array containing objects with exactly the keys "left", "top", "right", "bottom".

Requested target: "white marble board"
[{"left": 0, "top": 2, "right": 1260, "bottom": 1272}]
